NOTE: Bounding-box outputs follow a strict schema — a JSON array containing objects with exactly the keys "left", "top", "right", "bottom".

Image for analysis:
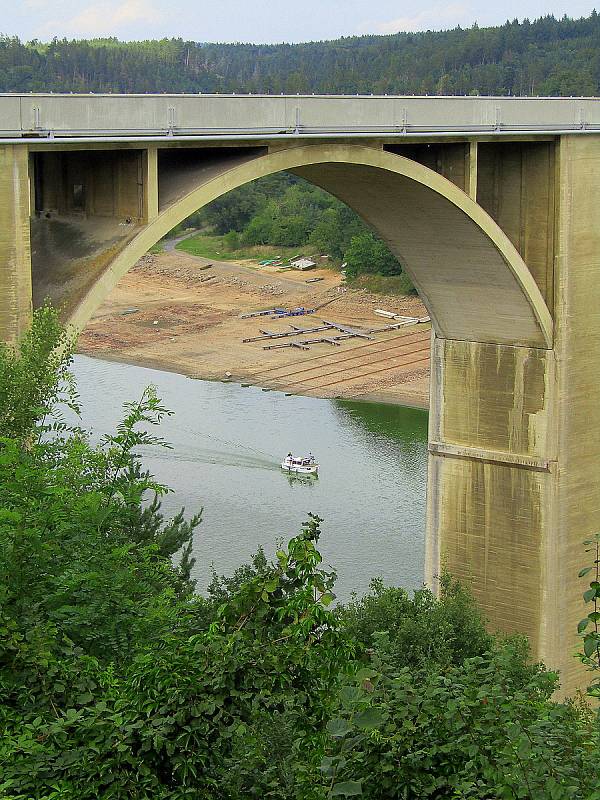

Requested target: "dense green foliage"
[
  {"left": 182, "top": 173, "right": 411, "bottom": 286},
  {"left": 2, "top": 14, "right": 600, "bottom": 95},
  {"left": 2, "top": 308, "right": 600, "bottom": 798}
]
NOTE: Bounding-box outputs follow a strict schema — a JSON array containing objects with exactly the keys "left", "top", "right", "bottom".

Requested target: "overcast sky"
[{"left": 5, "top": 0, "right": 597, "bottom": 44}]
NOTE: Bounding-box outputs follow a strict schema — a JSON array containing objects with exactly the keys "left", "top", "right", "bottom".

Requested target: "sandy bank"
[{"left": 78, "top": 248, "right": 431, "bottom": 409}]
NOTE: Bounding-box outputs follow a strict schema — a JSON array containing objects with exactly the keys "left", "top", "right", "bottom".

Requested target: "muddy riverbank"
[{"left": 78, "top": 246, "right": 431, "bottom": 408}]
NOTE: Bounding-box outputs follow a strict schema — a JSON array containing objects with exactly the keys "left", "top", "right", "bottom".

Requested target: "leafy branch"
[{"left": 577, "top": 532, "right": 600, "bottom": 697}]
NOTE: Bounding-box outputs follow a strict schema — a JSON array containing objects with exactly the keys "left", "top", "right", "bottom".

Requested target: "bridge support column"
[
  {"left": 425, "top": 336, "right": 555, "bottom": 672},
  {"left": 550, "top": 134, "right": 600, "bottom": 694},
  {"left": 0, "top": 145, "right": 32, "bottom": 344},
  {"left": 426, "top": 135, "right": 600, "bottom": 696},
  {"left": 141, "top": 146, "right": 159, "bottom": 223}
]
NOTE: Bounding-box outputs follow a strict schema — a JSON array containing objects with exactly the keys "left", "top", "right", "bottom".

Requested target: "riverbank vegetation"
[
  {"left": 175, "top": 174, "right": 415, "bottom": 293},
  {"left": 2, "top": 307, "right": 600, "bottom": 798},
  {"left": 175, "top": 232, "right": 301, "bottom": 264}
]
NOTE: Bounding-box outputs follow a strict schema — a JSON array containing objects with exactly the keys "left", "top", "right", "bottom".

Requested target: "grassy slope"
[
  {"left": 173, "top": 234, "right": 416, "bottom": 295},
  {"left": 176, "top": 233, "right": 322, "bottom": 264},
  {"left": 348, "top": 274, "right": 417, "bottom": 296}
]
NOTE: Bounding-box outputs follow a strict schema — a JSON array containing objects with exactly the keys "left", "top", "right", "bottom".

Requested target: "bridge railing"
[{"left": 1, "top": 94, "right": 599, "bottom": 140}]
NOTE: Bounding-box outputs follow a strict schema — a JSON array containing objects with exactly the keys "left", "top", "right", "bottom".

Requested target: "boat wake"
[{"left": 142, "top": 444, "right": 279, "bottom": 471}]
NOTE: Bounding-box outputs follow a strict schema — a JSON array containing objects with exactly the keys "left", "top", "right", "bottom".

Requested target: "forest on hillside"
[{"left": 1, "top": 13, "right": 600, "bottom": 96}]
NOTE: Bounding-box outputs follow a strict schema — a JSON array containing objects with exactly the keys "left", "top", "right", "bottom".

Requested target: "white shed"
[{"left": 290, "top": 257, "right": 317, "bottom": 270}]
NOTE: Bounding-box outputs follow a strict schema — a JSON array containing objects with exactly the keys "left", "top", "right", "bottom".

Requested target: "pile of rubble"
[{"left": 258, "top": 283, "right": 285, "bottom": 296}]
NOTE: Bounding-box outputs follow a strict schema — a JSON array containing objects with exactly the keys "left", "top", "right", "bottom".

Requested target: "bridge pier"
[
  {"left": 0, "top": 145, "right": 32, "bottom": 343},
  {"left": 425, "top": 337, "right": 555, "bottom": 669},
  {"left": 552, "top": 135, "right": 600, "bottom": 693},
  {"left": 426, "top": 135, "right": 600, "bottom": 695}
]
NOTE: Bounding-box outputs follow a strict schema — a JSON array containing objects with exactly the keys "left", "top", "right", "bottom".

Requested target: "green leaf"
[
  {"left": 355, "top": 667, "right": 378, "bottom": 682},
  {"left": 578, "top": 618, "right": 590, "bottom": 633},
  {"left": 579, "top": 566, "right": 593, "bottom": 577},
  {"left": 584, "top": 637, "right": 599, "bottom": 658},
  {"left": 354, "top": 707, "right": 384, "bottom": 730},
  {"left": 320, "top": 756, "right": 335, "bottom": 776},
  {"left": 321, "top": 591, "right": 335, "bottom": 606},
  {"left": 326, "top": 717, "right": 352, "bottom": 738},
  {"left": 517, "top": 736, "right": 531, "bottom": 758},
  {"left": 340, "top": 685, "right": 362, "bottom": 706},
  {"left": 330, "top": 780, "right": 363, "bottom": 796},
  {"left": 583, "top": 588, "right": 596, "bottom": 603}
]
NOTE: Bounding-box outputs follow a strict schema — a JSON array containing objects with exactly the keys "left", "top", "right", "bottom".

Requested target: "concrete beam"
[
  {"left": 2, "top": 94, "right": 600, "bottom": 140},
  {"left": 142, "top": 146, "right": 159, "bottom": 223}
]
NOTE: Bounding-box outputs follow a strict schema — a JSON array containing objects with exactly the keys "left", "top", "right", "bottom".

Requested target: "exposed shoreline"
[
  {"left": 80, "top": 349, "right": 430, "bottom": 410},
  {"left": 78, "top": 246, "right": 431, "bottom": 410}
]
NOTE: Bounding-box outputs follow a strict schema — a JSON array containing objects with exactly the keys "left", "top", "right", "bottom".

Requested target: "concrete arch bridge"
[{"left": 1, "top": 94, "right": 599, "bottom": 694}]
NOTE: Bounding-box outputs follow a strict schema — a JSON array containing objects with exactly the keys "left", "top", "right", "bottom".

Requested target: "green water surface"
[{"left": 72, "top": 355, "right": 429, "bottom": 600}]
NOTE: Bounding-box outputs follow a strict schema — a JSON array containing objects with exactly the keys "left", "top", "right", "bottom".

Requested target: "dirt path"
[
  {"left": 162, "top": 229, "right": 198, "bottom": 252},
  {"left": 78, "top": 244, "right": 431, "bottom": 408}
]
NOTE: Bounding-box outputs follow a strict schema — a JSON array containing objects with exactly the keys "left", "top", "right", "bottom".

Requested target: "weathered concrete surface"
[
  {"left": 477, "top": 142, "right": 556, "bottom": 311},
  {"left": 2, "top": 94, "right": 600, "bottom": 138},
  {"left": 29, "top": 148, "right": 153, "bottom": 317},
  {"left": 430, "top": 338, "right": 553, "bottom": 458},
  {"left": 0, "top": 145, "right": 32, "bottom": 342},
  {"left": 143, "top": 146, "right": 159, "bottom": 223},
  {"left": 550, "top": 135, "right": 600, "bottom": 695},
  {"left": 425, "top": 336, "right": 555, "bottom": 666},
  {"left": 33, "top": 149, "right": 144, "bottom": 219},
  {"left": 30, "top": 216, "right": 137, "bottom": 317}
]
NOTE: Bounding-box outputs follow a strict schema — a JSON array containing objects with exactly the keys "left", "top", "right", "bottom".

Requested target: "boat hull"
[{"left": 281, "top": 463, "right": 319, "bottom": 475}]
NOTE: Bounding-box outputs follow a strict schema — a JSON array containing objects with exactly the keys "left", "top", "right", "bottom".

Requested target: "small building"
[{"left": 290, "top": 257, "right": 317, "bottom": 271}]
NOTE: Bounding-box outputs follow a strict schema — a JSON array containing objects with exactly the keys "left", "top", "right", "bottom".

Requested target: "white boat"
[{"left": 281, "top": 453, "right": 319, "bottom": 475}]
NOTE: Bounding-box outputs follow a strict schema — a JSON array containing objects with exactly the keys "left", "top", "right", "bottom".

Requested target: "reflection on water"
[
  {"left": 283, "top": 473, "right": 319, "bottom": 489},
  {"left": 71, "top": 355, "right": 429, "bottom": 600}
]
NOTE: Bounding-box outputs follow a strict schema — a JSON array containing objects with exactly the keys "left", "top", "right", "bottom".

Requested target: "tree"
[
  {"left": 0, "top": 306, "right": 201, "bottom": 668},
  {"left": 344, "top": 232, "right": 403, "bottom": 279}
]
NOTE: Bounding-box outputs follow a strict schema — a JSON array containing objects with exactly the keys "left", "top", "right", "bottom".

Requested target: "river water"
[{"left": 71, "top": 355, "right": 429, "bottom": 600}]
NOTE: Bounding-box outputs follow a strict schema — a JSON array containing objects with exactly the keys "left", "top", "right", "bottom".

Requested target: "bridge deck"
[{"left": 0, "top": 94, "right": 599, "bottom": 141}]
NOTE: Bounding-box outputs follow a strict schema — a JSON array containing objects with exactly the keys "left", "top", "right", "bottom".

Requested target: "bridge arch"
[
  {"left": 68, "top": 144, "right": 552, "bottom": 349},
  {"left": 60, "top": 141, "right": 569, "bottom": 690}
]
